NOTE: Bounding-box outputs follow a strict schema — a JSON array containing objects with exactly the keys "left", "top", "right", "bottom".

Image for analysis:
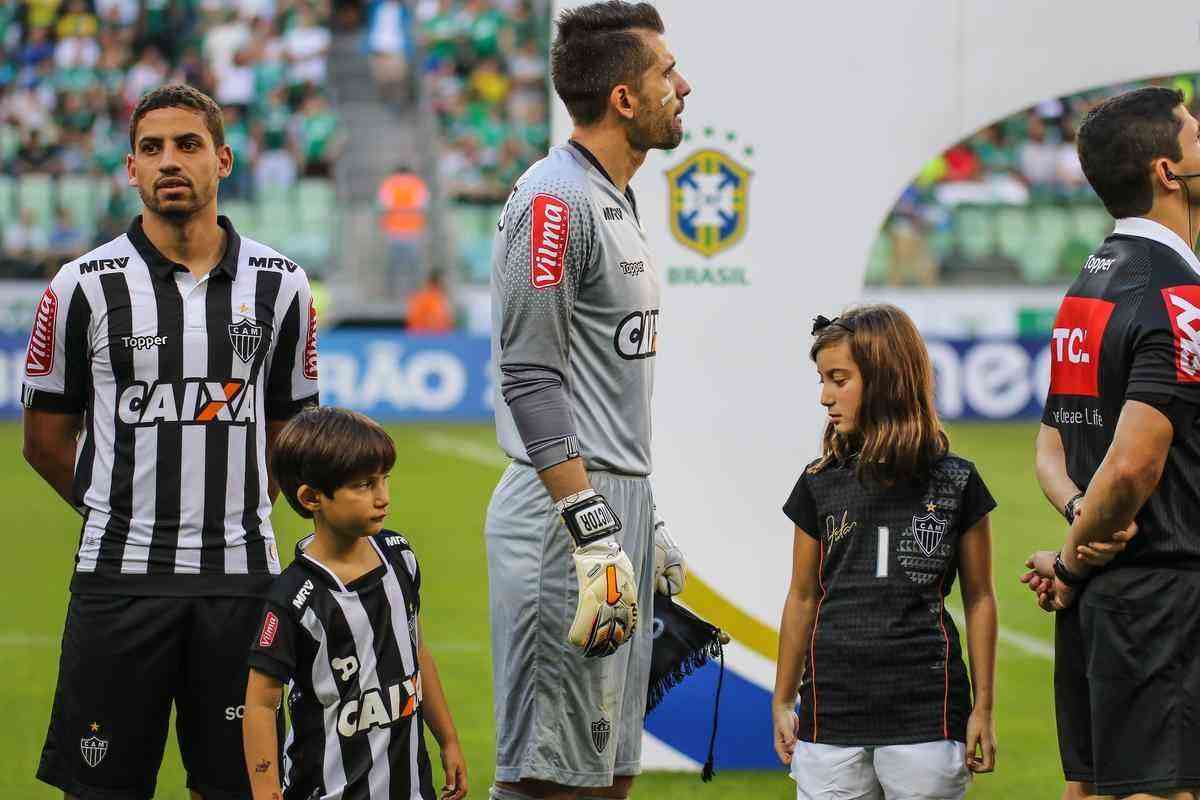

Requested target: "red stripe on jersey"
[
  {"left": 936, "top": 574, "right": 950, "bottom": 740},
  {"left": 25, "top": 285, "right": 57, "bottom": 377},
  {"left": 530, "top": 193, "right": 570, "bottom": 289},
  {"left": 809, "top": 539, "right": 827, "bottom": 742},
  {"left": 1048, "top": 296, "right": 1114, "bottom": 397},
  {"left": 1161, "top": 285, "right": 1200, "bottom": 382}
]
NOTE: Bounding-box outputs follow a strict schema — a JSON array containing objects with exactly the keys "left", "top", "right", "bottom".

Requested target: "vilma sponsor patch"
[
  {"left": 25, "top": 285, "right": 57, "bottom": 377},
  {"left": 530, "top": 193, "right": 570, "bottom": 289}
]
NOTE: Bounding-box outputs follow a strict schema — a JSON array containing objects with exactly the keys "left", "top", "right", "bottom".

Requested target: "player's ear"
[
  {"left": 296, "top": 484, "right": 322, "bottom": 514},
  {"left": 125, "top": 152, "right": 137, "bottom": 187},
  {"left": 216, "top": 143, "right": 234, "bottom": 179},
  {"left": 1156, "top": 158, "right": 1179, "bottom": 191},
  {"left": 611, "top": 83, "right": 636, "bottom": 121}
]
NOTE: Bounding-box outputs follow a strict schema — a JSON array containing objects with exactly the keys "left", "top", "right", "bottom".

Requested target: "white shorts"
[{"left": 790, "top": 740, "right": 970, "bottom": 800}]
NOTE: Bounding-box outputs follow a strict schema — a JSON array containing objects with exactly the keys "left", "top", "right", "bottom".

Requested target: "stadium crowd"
[
  {"left": 417, "top": 0, "right": 550, "bottom": 203},
  {"left": 0, "top": 0, "right": 342, "bottom": 278}
]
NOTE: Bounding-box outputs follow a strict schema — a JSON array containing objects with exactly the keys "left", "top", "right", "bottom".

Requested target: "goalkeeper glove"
[
  {"left": 652, "top": 506, "right": 686, "bottom": 596},
  {"left": 558, "top": 489, "right": 638, "bottom": 658}
]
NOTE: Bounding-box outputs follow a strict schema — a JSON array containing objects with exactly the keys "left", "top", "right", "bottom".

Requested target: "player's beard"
[
  {"left": 626, "top": 98, "right": 683, "bottom": 152},
  {"left": 138, "top": 176, "right": 216, "bottom": 222}
]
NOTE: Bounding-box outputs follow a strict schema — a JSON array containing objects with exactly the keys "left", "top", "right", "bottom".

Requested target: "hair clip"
[{"left": 812, "top": 315, "right": 855, "bottom": 336}]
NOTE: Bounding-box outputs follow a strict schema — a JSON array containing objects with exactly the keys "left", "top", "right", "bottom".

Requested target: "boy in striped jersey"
[{"left": 244, "top": 408, "right": 466, "bottom": 800}]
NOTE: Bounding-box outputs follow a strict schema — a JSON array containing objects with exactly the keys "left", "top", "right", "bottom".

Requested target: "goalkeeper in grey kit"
[{"left": 484, "top": 2, "right": 692, "bottom": 798}]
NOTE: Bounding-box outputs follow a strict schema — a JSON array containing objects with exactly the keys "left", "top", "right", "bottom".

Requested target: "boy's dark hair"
[
  {"left": 273, "top": 407, "right": 396, "bottom": 519},
  {"left": 551, "top": 1, "right": 665, "bottom": 126},
  {"left": 1077, "top": 87, "right": 1185, "bottom": 219},
  {"left": 129, "top": 84, "right": 226, "bottom": 152}
]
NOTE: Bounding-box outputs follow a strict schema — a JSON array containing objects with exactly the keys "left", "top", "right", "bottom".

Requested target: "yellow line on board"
[{"left": 679, "top": 572, "right": 780, "bottom": 664}]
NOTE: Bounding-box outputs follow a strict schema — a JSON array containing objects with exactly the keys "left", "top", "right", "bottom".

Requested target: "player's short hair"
[
  {"left": 1077, "top": 87, "right": 1185, "bottom": 219},
  {"left": 551, "top": 1, "right": 665, "bottom": 126},
  {"left": 272, "top": 407, "right": 397, "bottom": 519},
  {"left": 129, "top": 84, "right": 226, "bottom": 152},
  {"left": 808, "top": 304, "right": 948, "bottom": 485}
]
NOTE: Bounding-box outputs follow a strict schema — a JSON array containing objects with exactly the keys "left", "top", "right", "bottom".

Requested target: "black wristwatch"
[
  {"left": 1064, "top": 492, "right": 1084, "bottom": 524},
  {"left": 1054, "top": 552, "right": 1088, "bottom": 587}
]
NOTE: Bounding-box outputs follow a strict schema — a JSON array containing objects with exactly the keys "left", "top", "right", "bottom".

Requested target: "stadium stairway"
[{"left": 326, "top": 31, "right": 423, "bottom": 316}]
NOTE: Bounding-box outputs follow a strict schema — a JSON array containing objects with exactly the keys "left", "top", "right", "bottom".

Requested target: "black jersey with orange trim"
[
  {"left": 1042, "top": 217, "right": 1200, "bottom": 568},
  {"left": 782, "top": 454, "right": 995, "bottom": 745}
]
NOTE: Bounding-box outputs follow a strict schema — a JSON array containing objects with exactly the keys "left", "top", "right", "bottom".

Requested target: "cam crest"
[
  {"left": 911, "top": 509, "right": 949, "bottom": 558},
  {"left": 666, "top": 148, "right": 750, "bottom": 257}
]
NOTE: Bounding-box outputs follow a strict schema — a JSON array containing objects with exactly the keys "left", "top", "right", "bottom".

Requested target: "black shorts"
[
  {"left": 1053, "top": 602, "right": 1092, "bottom": 784},
  {"left": 37, "top": 593, "right": 276, "bottom": 800},
  {"left": 1074, "top": 567, "right": 1200, "bottom": 796}
]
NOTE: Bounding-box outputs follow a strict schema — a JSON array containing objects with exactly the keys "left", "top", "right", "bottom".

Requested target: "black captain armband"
[{"left": 555, "top": 489, "right": 622, "bottom": 547}]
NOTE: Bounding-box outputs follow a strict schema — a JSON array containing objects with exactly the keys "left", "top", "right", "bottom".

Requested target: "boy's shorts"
[
  {"left": 485, "top": 462, "right": 656, "bottom": 788},
  {"left": 37, "top": 593, "right": 272, "bottom": 800}
]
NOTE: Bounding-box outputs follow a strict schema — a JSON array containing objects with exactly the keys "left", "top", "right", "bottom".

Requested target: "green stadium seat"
[
  {"left": 0, "top": 175, "right": 15, "bottom": 222},
  {"left": 995, "top": 206, "right": 1031, "bottom": 261},
  {"left": 257, "top": 185, "right": 292, "bottom": 232},
  {"left": 954, "top": 205, "right": 995, "bottom": 259},
  {"left": 1022, "top": 206, "right": 1072, "bottom": 283},
  {"left": 221, "top": 199, "right": 255, "bottom": 233},
  {"left": 1070, "top": 204, "right": 1112, "bottom": 244},
  {"left": 18, "top": 174, "right": 55, "bottom": 229},
  {"left": 57, "top": 175, "right": 101, "bottom": 239},
  {"left": 296, "top": 179, "right": 335, "bottom": 227}
]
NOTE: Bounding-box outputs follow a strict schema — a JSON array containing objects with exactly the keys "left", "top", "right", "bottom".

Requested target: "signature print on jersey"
[{"left": 824, "top": 510, "right": 856, "bottom": 544}]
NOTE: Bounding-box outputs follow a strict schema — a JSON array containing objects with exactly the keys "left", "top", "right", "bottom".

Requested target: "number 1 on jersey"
[{"left": 876, "top": 527, "right": 889, "bottom": 578}]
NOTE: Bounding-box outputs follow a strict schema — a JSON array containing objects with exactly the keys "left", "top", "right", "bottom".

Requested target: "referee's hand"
[{"left": 772, "top": 701, "right": 799, "bottom": 765}]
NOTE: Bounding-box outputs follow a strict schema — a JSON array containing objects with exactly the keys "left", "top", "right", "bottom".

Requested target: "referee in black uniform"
[
  {"left": 1031, "top": 87, "right": 1200, "bottom": 799},
  {"left": 23, "top": 85, "right": 319, "bottom": 799}
]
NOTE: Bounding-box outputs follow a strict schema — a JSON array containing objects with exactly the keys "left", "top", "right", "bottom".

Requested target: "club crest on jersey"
[
  {"left": 117, "top": 379, "right": 255, "bottom": 426},
  {"left": 911, "top": 507, "right": 949, "bottom": 558},
  {"left": 530, "top": 193, "right": 570, "bottom": 289},
  {"left": 666, "top": 148, "right": 750, "bottom": 257},
  {"left": 80, "top": 724, "right": 108, "bottom": 768},
  {"left": 591, "top": 718, "right": 611, "bottom": 754},
  {"left": 228, "top": 318, "right": 264, "bottom": 363}
]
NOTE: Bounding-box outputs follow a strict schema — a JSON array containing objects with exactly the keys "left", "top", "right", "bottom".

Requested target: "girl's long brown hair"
[{"left": 808, "top": 304, "right": 947, "bottom": 485}]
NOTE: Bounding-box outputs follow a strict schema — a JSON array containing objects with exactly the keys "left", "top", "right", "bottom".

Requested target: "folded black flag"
[{"left": 646, "top": 594, "right": 726, "bottom": 781}]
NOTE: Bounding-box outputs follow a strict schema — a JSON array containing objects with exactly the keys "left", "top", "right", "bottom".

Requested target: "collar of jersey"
[
  {"left": 1113, "top": 217, "right": 1200, "bottom": 276},
  {"left": 566, "top": 139, "right": 640, "bottom": 219},
  {"left": 126, "top": 214, "right": 242, "bottom": 282},
  {"left": 295, "top": 533, "right": 389, "bottom": 593}
]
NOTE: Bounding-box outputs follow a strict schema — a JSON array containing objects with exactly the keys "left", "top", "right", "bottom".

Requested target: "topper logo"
[
  {"left": 530, "top": 193, "right": 570, "bottom": 289},
  {"left": 25, "top": 286, "right": 58, "bottom": 377},
  {"left": 1083, "top": 255, "right": 1115, "bottom": 274},
  {"left": 1048, "top": 296, "right": 1114, "bottom": 397},
  {"left": 1163, "top": 286, "right": 1200, "bottom": 382}
]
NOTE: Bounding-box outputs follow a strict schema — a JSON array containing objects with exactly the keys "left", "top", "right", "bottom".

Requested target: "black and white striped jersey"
[
  {"left": 249, "top": 531, "right": 435, "bottom": 800},
  {"left": 22, "top": 215, "right": 319, "bottom": 596}
]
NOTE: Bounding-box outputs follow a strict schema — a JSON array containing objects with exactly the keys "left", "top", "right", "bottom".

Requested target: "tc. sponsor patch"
[{"left": 1048, "top": 296, "right": 1114, "bottom": 397}]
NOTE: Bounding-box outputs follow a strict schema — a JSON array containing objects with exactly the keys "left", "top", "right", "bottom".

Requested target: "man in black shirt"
[{"left": 1031, "top": 87, "right": 1200, "bottom": 799}]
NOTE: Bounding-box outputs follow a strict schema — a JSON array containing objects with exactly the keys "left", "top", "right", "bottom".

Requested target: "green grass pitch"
[{"left": 2, "top": 421, "right": 1068, "bottom": 797}]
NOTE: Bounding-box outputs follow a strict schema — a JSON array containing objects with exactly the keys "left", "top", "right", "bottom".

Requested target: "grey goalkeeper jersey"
[{"left": 491, "top": 142, "right": 660, "bottom": 476}]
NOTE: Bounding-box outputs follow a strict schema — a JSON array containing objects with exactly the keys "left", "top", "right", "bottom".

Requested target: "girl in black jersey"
[{"left": 772, "top": 305, "right": 998, "bottom": 799}]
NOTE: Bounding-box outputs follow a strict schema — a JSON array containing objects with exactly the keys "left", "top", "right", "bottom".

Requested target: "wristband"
[
  {"left": 1064, "top": 492, "right": 1084, "bottom": 524},
  {"left": 1054, "top": 552, "right": 1087, "bottom": 587},
  {"left": 558, "top": 491, "right": 622, "bottom": 546}
]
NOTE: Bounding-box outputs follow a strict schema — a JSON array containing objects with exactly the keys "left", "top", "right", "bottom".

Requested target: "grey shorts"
[{"left": 485, "top": 462, "right": 655, "bottom": 787}]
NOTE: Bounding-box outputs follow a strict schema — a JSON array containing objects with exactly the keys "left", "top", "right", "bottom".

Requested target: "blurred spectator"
[
  {"left": 49, "top": 206, "right": 87, "bottom": 262},
  {"left": 285, "top": 6, "right": 332, "bottom": 86},
  {"left": 294, "top": 92, "right": 344, "bottom": 178},
  {"left": 378, "top": 164, "right": 429, "bottom": 293},
  {"left": 406, "top": 270, "right": 454, "bottom": 333},
  {"left": 14, "top": 129, "right": 59, "bottom": 175},
  {"left": 222, "top": 106, "right": 255, "bottom": 199},
  {"left": 366, "top": 0, "right": 411, "bottom": 102},
  {"left": 253, "top": 86, "right": 298, "bottom": 189},
  {"left": 1018, "top": 114, "right": 1058, "bottom": 188},
  {"left": 4, "top": 209, "right": 50, "bottom": 264}
]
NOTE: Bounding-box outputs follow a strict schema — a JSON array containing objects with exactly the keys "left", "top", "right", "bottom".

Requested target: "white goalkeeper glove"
[
  {"left": 557, "top": 489, "right": 638, "bottom": 658},
  {"left": 652, "top": 506, "right": 686, "bottom": 596}
]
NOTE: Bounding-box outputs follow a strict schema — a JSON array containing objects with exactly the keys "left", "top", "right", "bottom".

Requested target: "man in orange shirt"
[{"left": 406, "top": 269, "right": 454, "bottom": 332}]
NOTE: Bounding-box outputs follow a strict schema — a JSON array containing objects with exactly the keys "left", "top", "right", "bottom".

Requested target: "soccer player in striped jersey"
[
  {"left": 244, "top": 407, "right": 466, "bottom": 800},
  {"left": 25, "top": 85, "right": 319, "bottom": 799},
  {"left": 772, "top": 306, "right": 999, "bottom": 799}
]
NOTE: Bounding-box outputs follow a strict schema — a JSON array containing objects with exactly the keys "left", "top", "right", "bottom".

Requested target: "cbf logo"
[
  {"left": 912, "top": 503, "right": 949, "bottom": 558},
  {"left": 666, "top": 130, "right": 752, "bottom": 258}
]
